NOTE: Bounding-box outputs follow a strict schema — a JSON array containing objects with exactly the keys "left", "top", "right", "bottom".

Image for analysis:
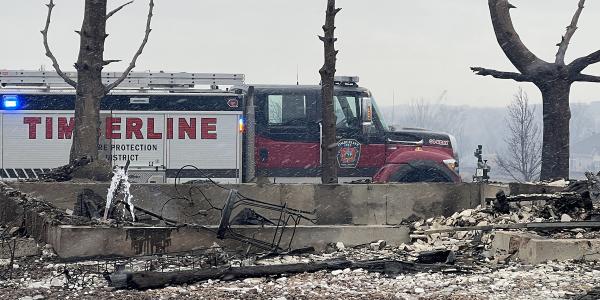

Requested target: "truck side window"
[
  {"left": 334, "top": 95, "right": 359, "bottom": 129},
  {"left": 267, "top": 94, "right": 307, "bottom": 126}
]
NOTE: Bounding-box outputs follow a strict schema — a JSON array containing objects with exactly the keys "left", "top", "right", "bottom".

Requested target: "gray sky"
[{"left": 2, "top": 0, "right": 600, "bottom": 107}]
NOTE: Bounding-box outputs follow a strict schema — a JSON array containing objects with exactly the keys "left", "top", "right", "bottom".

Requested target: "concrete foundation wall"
[
  {"left": 0, "top": 185, "right": 410, "bottom": 259},
  {"left": 9, "top": 182, "right": 507, "bottom": 226},
  {"left": 51, "top": 225, "right": 409, "bottom": 259},
  {"left": 14, "top": 182, "right": 508, "bottom": 225}
]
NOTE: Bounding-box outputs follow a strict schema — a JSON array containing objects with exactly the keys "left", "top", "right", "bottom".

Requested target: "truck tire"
[{"left": 389, "top": 160, "right": 455, "bottom": 183}]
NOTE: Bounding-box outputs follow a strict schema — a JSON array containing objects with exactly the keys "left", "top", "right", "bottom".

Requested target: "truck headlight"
[{"left": 443, "top": 158, "right": 459, "bottom": 173}]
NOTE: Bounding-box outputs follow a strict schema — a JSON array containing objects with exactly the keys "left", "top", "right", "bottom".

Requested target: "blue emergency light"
[
  {"left": 238, "top": 116, "right": 245, "bottom": 133},
  {"left": 2, "top": 95, "right": 20, "bottom": 110}
]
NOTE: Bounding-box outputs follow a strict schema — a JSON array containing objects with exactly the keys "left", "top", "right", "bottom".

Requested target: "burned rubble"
[
  {"left": 3, "top": 171, "right": 600, "bottom": 298},
  {"left": 2, "top": 234, "right": 600, "bottom": 299}
]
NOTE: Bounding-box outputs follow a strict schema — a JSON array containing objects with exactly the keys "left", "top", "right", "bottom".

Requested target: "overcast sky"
[{"left": 2, "top": 0, "right": 600, "bottom": 107}]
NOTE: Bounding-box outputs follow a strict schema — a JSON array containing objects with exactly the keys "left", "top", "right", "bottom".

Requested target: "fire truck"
[{"left": 0, "top": 70, "right": 460, "bottom": 184}]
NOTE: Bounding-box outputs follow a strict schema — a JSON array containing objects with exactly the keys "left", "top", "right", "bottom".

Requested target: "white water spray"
[{"left": 104, "top": 165, "right": 136, "bottom": 221}]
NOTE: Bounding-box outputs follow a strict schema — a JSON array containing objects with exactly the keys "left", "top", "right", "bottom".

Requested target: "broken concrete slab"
[
  {"left": 49, "top": 225, "right": 409, "bottom": 259},
  {"left": 0, "top": 238, "right": 41, "bottom": 258},
  {"left": 492, "top": 231, "right": 600, "bottom": 264}
]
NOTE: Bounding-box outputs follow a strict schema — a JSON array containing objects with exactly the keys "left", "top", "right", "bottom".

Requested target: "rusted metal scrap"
[
  {"left": 215, "top": 189, "right": 316, "bottom": 253},
  {"left": 119, "top": 187, "right": 315, "bottom": 255}
]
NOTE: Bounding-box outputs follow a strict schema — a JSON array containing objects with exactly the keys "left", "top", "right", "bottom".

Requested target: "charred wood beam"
[
  {"left": 470, "top": 67, "right": 533, "bottom": 82},
  {"left": 41, "top": 0, "right": 77, "bottom": 88},
  {"left": 115, "top": 200, "right": 183, "bottom": 225},
  {"left": 419, "top": 221, "right": 600, "bottom": 235},
  {"left": 105, "top": 0, "right": 154, "bottom": 92},
  {"left": 555, "top": 0, "right": 586, "bottom": 65},
  {"left": 502, "top": 192, "right": 581, "bottom": 202},
  {"left": 106, "top": 1, "right": 134, "bottom": 19},
  {"left": 112, "top": 259, "right": 463, "bottom": 290},
  {"left": 493, "top": 190, "right": 592, "bottom": 214}
]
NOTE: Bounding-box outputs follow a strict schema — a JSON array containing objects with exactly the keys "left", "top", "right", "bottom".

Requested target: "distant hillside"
[{"left": 379, "top": 101, "right": 600, "bottom": 181}]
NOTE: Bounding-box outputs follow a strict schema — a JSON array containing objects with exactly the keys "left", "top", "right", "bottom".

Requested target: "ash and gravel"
[
  {"left": 4, "top": 201, "right": 600, "bottom": 299},
  {"left": 2, "top": 241, "right": 600, "bottom": 300}
]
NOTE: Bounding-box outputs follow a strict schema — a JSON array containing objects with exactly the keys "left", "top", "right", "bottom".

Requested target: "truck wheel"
[{"left": 389, "top": 160, "right": 455, "bottom": 183}]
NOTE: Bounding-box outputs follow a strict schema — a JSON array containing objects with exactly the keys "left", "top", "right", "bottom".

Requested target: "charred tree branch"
[
  {"left": 488, "top": 0, "right": 546, "bottom": 73},
  {"left": 106, "top": 1, "right": 134, "bottom": 19},
  {"left": 103, "top": 59, "right": 122, "bottom": 66},
  {"left": 105, "top": 0, "right": 154, "bottom": 92},
  {"left": 569, "top": 49, "right": 600, "bottom": 74},
  {"left": 41, "top": 0, "right": 77, "bottom": 88},
  {"left": 471, "top": 67, "right": 533, "bottom": 82},
  {"left": 555, "top": 0, "right": 585, "bottom": 65},
  {"left": 572, "top": 73, "right": 600, "bottom": 83}
]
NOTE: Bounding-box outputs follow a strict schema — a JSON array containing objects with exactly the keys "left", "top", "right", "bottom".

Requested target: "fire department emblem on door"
[{"left": 337, "top": 139, "right": 361, "bottom": 168}]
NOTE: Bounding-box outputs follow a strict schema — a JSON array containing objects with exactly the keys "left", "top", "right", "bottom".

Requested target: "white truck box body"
[{"left": 0, "top": 109, "right": 242, "bottom": 183}]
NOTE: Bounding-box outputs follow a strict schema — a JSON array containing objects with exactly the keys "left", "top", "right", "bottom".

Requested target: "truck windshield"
[
  {"left": 370, "top": 98, "right": 389, "bottom": 131},
  {"left": 334, "top": 93, "right": 389, "bottom": 131}
]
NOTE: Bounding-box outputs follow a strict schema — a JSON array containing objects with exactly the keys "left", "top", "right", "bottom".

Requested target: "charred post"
[
  {"left": 471, "top": 0, "right": 600, "bottom": 180},
  {"left": 319, "top": 0, "right": 341, "bottom": 184},
  {"left": 70, "top": 0, "right": 109, "bottom": 163}
]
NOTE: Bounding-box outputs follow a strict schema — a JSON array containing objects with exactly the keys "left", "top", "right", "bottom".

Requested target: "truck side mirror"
[
  {"left": 361, "top": 97, "right": 373, "bottom": 125},
  {"left": 361, "top": 97, "right": 373, "bottom": 135}
]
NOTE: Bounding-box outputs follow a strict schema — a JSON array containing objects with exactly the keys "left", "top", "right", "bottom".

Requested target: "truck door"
[
  {"left": 255, "top": 89, "right": 319, "bottom": 180},
  {"left": 334, "top": 93, "right": 386, "bottom": 178}
]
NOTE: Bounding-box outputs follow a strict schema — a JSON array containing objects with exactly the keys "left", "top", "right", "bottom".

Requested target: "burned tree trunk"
[
  {"left": 539, "top": 80, "right": 572, "bottom": 180},
  {"left": 71, "top": 0, "right": 108, "bottom": 162},
  {"left": 472, "top": 0, "right": 600, "bottom": 180},
  {"left": 42, "top": 0, "right": 154, "bottom": 179},
  {"left": 319, "top": 0, "right": 341, "bottom": 184}
]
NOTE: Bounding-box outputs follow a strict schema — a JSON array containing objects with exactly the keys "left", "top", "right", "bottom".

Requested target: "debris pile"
[
  {"left": 0, "top": 182, "right": 137, "bottom": 228},
  {"left": 38, "top": 157, "right": 112, "bottom": 182},
  {"left": 404, "top": 174, "right": 600, "bottom": 264}
]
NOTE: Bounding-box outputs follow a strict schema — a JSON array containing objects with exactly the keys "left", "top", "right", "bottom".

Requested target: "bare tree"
[
  {"left": 496, "top": 88, "right": 542, "bottom": 182},
  {"left": 42, "top": 0, "right": 154, "bottom": 178},
  {"left": 319, "top": 0, "right": 341, "bottom": 184},
  {"left": 472, "top": 0, "right": 600, "bottom": 180}
]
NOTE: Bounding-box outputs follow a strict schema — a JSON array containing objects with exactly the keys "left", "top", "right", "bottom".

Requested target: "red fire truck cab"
[{"left": 232, "top": 76, "right": 461, "bottom": 183}]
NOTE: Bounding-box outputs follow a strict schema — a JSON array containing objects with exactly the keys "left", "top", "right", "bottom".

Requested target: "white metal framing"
[{"left": 0, "top": 70, "right": 245, "bottom": 89}]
